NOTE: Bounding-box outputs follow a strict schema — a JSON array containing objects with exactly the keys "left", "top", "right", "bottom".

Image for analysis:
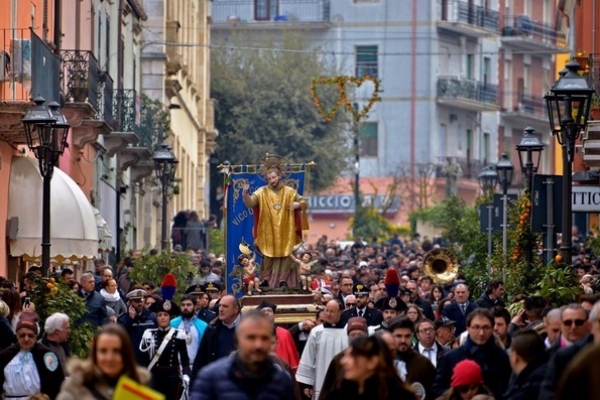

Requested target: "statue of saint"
[
  {"left": 242, "top": 158, "right": 308, "bottom": 288},
  {"left": 444, "top": 157, "right": 462, "bottom": 198}
]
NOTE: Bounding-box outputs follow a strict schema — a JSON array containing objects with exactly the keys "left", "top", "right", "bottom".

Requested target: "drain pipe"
[{"left": 53, "top": 0, "right": 61, "bottom": 54}]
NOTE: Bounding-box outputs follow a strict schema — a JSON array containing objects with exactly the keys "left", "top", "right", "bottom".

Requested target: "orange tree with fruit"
[{"left": 28, "top": 274, "right": 96, "bottom": 357}]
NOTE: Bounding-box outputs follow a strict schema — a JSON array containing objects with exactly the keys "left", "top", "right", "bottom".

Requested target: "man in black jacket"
[
  {"left": 442, "top": 283, "right": 477, "bottom": 336},
  {"left": 433, "top": 308, "right": 511, "bottom": 399},
  {"left": 475, "top": 280, "right": 506, "bottom": 309},
  {"left": 340, "top": 283, "right": 383, "bottom": 326},
  {"left": 406, "top": 280, "right": 435, "bottom": 321},
  {"left": 191, "top": 294, "right": 241, "bottom": 382},
  {"left": 504, "top": 330, "right": 547, "bottom": 400}
]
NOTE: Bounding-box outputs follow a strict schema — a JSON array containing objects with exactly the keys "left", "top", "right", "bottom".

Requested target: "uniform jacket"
[
  {"left": 197, "top": 308, "right": 217, "bottom": 324},
  {"left": 118, "top": 309, "right": 158, "bottom": 363},
  {"left": 442, "top": 301, "right": 477, "bottom": 336},
  {"left": 340, "top": 307, "right": 383, "bottom": 327},
  {"left": 190, "top": 353, "right": 296, "bottom": 400},
  {"left": 139, "top": 327, "right": 191, "bottom": 375},
  {"left": 56, "top": 358, "right": 150, "bottom": 400},
  {"left": 0, "top": 343, "right": 65, "bottom": 399}
]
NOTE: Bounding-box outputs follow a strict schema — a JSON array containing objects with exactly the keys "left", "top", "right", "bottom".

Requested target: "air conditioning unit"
[{"left": 10, "top": 39, "right": 32, "bottom": 82}]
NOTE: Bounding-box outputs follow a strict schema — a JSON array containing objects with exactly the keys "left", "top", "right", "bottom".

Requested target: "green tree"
[{"left": 210, "top": 32, "right": 352, "bottom": 192}]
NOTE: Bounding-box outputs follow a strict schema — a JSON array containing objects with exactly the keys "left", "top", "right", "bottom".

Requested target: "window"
[
  {"left": 483, "top": 57, "right": 491, "bottom": 85},
  {"left": 359, "top": 122, "right": 378, "bottom": 157},
  {"left": 31, "top": 4, "right": 36, "bottom": 29},
  {"left": 255, "top": 0, "right": 278, "bottom": 21},
  {"left": 466, "top": 54, "right": 474, "bottom": 79},
  {"left": 356, "top": 46, "right": 378, "bottom": 78}
]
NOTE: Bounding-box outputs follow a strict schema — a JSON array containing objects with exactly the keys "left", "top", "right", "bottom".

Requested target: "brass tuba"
[{"left": 423, "top": 248, "right": 459, "bottom": 285}]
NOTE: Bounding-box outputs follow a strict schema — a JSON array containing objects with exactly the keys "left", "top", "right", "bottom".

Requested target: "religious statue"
[
  {"left": 242, "top": 155, "right": 309, "bottom": 288},
  {"left": 443, "top": 157, "right": 462, "bottom": 198}
]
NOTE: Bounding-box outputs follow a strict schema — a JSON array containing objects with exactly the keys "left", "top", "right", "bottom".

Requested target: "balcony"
[
  {"left": 61, "top": 50, "right": 99, "bottom": 112},
  {"left": 456, "top": 158, "right": 483, "bottom": 180},
  {"left": 136, "top": 98, "right": 167, "bottom": 151},
  {"left": 501, "top": 15, "right": 566, "bottom": 53},
  {"left": 436, "top": 0, "right": 499, "bottom": 38},
  {"left": 97, "top": 71, "right": 114, "bottom": 128},
  {"left": 104, "top": 89, "right": 140, "bottom": 157},
  {"left": 436, "top": 76, "right": 499, "bottom": 112},
  {"left": 501, "top": 93, "right": 548, "bottom": 127},
  {"left": 0, "top": 28, "right": 60, "bottom": 144},
  {"left": 211, "top": 0, "right": 331, "bottom": 30}
]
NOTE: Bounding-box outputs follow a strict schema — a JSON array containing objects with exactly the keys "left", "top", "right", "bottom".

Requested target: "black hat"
[
  {"left": 434, "top": 317, "right": 455, "bottom": 330},
  {"left": 257, "top": 300, "right": 277, "bottom": 313},
  {"left": 185, "top": 284, "right": 206, "bottom": 296},
  {"left": 375, "top": 296, "right": 408, "bottom": 313},
  {"left": 353, "top": 283, "right": 369, "bottom": 297},
  {"left": 205, "top": 281, "right": 221, "bottom": 292},
  {"left": 149, "top": 299, "right": 181, "bottom": 317}
]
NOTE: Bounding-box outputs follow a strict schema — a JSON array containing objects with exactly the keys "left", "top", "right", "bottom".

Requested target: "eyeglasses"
[
  {"left": 378, "top": 288, "right": 386, "bottom": 291},
  {"left": 469, "top": 325, "right": 492, "bottom": 332},
  {"left": 563, "top": 319, "right": 586, "bottom": 327},
  {"left": 346, "top": 303, "right": 356, "bottom": 307},
  {"left": 419, "top": 328, "right": 434, "bottom": 333}
]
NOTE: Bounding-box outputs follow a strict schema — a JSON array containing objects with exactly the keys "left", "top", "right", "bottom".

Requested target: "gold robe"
[{"left": 247, "top": 184, "right": 308, "bottom": 258}]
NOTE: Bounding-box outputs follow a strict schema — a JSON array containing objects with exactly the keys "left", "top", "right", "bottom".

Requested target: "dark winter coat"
[
  {"left": 504, "top": 358, "right": 547, "bottom": 400},
  {"left": 433, "top": 335, "right": 511, "bottom": 399},
  {"left": 190, "top": 353, "right": 296, "bottom": 400},
  {"left": 323, "top": 375, "right": 416, "bottom": 400}
]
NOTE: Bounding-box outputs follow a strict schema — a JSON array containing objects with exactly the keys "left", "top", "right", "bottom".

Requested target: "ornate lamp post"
[
  {"left": 153, "top": 143, "right": 178, "bottom": 251},
  {"left": 545, "top": 59, "right": 594, "bottom": 263},
  {"left": 516, "top": 126, "right": 544, "bottom": 268},
  {"left": 22, "top": 97, "right": 70, "bottom": 276},
  {"left": 496, "top": 154, "right": 514, "bottom": 279},
  {"left": 478, "top": 165, "right": 498, "bottom": 274},
  {"left": 516, "top": 127, "right": 545, "bottom": 192}
]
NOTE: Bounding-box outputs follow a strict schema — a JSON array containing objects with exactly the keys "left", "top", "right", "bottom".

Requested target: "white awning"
[{"left": 8, "top": 156, "right": 99, "bottom": 261}]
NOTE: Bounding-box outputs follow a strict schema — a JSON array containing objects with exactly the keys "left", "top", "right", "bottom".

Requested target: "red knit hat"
[
  {"left": 16, "top": 312, "right": 39, "bottom": 335},
  {"left": 451, "top": 359, "right": 483, "bottom": 388}
]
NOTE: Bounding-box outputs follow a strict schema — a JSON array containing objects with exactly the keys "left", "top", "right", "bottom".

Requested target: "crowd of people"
[{"left": 0, "top": 233, "right": 598, "bottom": 399}]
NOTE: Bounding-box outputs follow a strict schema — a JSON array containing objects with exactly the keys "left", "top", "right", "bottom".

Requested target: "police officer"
[
  {"left": 117, "top": 289, "right": 158, "bottom": 363},
  {"left": 186, "top": 285, "right": 217, "bottom": 324},
  {"left": 369, "top": 296, "right": 408, "bottom": 334},
  {"left": 340, "top": 283, "right": 383, "bottom": 327},
  {"left": 140, "top": 299, "right": 190, "bottom": 400}
]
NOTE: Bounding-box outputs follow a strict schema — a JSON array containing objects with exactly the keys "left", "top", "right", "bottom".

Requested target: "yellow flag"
[{"left": 113, "top": 375, "right": 165, "bottom": 400}]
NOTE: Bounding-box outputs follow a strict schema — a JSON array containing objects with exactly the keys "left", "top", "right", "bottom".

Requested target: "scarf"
[
  {"left": 100, "top": 289, "right": 120, "bottom": 303},
  {"left": 463, "top": 335, "right": 497, "bottom": 372}
]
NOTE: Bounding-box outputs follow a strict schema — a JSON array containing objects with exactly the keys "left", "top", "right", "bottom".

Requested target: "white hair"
[{"left": 45, "top": 312, "right": 69, "bottom": 334}]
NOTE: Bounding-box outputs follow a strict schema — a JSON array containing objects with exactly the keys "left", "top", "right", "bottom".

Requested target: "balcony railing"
[
  {"left": 0, "top": 28, "right": 60, "bottom": 102},
  {"left": 113, "top": 89, "right": 139, "bottom": 133},
  {"left": 211, "top": 0, "right": 331, "bottom": 24},
  {"left": 97, "top": 71, "right": 114, "bottom": 126},
  {"left": 501, "top": 15, "right": 559, "bottom": 46},
  {"left": 438, "top": 0, "right": 499, "bottom": 33},
  {"left": 456, "top": 158, "right": 483, "bottom": 180},
  {"left": 61, "top": 50, "right": 99, "bottom": 110},
  {"left": 437, "top": 76, "right": 497, "bottom": 104},
  {"left": 512, "top": 93, "right": 547, "bottom": 118},
  {"left": 137, "top": 103, "right": 166, "bottom": 150}
]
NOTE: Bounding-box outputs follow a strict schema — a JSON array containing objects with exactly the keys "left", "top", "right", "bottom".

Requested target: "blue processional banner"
[{"left": 224, "top": 166, "right": 306, "bottom": 297}]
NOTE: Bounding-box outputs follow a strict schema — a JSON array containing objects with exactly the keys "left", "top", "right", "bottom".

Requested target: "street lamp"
[
  {"left": 22, "top": 97, "right": 70, "bottom": 276},
  {"left": 516, "top": 127, "right": 545, "bottom": 192},
  {"left": 545, "top": 58, "right": 594, "bottom": 264},
  {"left": 516, "top": 127, "right": 545, "bottom": 269},
  {"left": 496, "top": 153, "right": 514, "bottom": 279},
  {"left": 478, "top": 165, "right": 498, "bottom": 274},
  {"left": 153, "top": 142, "right": 178, "bottom": 251}
]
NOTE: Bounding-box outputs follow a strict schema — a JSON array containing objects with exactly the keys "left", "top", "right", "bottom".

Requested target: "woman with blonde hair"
[
  {"left": 0, "top": 300, "right": 16, "bottom": 351},
  {"left": 57, "top": 324, "right": 150, "bottom": 400}
]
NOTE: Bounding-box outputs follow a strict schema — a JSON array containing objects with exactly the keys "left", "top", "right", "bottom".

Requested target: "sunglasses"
[{"left": 563, "top": 319, "right": 586, "bottom": 327}]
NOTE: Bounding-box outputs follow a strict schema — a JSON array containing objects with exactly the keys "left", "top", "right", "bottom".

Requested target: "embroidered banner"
[{"left": 225, "top": 166, "right": 306, "bottom": 297}]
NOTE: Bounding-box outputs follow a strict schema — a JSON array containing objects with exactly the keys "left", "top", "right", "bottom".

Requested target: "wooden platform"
[{"left": 241, "top": 294, "right": 317, "bottom": 325}]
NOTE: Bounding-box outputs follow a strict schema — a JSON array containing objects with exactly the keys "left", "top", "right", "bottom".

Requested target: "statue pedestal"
[{"left": 242, "top": 293, "right": 317, "bottom": 325}]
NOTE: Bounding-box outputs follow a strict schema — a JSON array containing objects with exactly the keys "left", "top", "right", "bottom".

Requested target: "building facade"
[{"left": 211, "top": 0, "right": 565, "bottom": 240}]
